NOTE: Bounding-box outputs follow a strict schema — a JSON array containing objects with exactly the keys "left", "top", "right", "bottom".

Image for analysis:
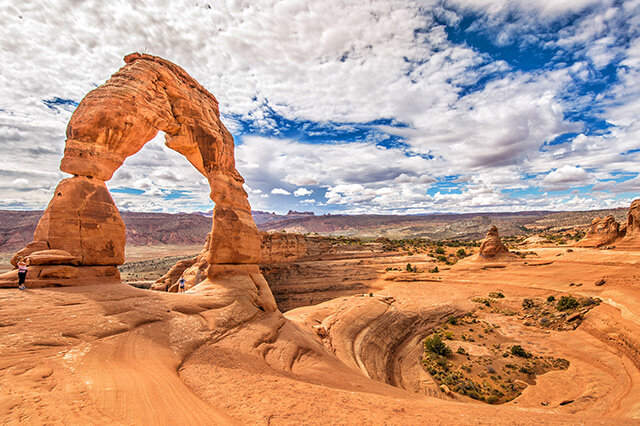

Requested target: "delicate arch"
[{"left": 11, "top": 53, "right": 261, "bottom": 286}]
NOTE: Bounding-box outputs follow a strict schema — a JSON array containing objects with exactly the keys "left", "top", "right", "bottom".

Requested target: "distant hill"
[{"left": 0, "top": 207, "right": 629, "bottom": 252}]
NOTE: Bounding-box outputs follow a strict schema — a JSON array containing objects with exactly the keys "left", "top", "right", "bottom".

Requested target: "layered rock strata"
[{"left": 153, "top": 232, "right": 309, "bottom": 292}]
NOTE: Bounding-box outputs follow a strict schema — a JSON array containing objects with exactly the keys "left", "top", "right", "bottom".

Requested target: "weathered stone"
[
  {"left": 39, "top": 265, "right": 79, "bottom": 279},
  {"left": 261, "top": 232, "right": 308, "bottom": 263},
  {"left": 479, "top": 226, "right": 511, "bottom": 258},
  {"left": 13, "top": 53, "right": 265, "bottom": 287},
  {"left": 577, "top": 215, "right": 620, "bottom": 248},
  {"left": 10, "top": 241, "right": 49, "bottom": 266},
  {"left": 26, "top": 250, "right": 80, "bottom": 266},
  {"left": 33, "top": 176, "right": 125, "bottom": 265}
]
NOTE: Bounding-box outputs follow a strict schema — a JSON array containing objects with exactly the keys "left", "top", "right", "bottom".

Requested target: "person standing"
[
  {"left": 178, "top": 277, "right": 186, "bottom": 293},
  {"left": 17, "top": 257, "right": 29, "bottom": 290}
]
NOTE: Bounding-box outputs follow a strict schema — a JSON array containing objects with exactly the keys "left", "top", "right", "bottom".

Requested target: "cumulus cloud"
[
  {"left": 541, "top": 165, "right": 591, "bottom": 190},
  {"left": 0, "top": 0, "right": 638, "bottom": 214},
  {"left": 293, "top": 187, "right": 313, "bottom": 197},
  {"left": 270, "top": 188, "right": 291, "bottom": 195}
]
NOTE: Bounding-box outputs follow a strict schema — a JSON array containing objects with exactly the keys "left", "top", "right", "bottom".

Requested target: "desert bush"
[
  {"left": 522, "top": 298, "right": 535, "bottom": 309},
  {"left": 510, "top": 345, "right": 532, "bottom": 358},
  {"left": 488, "top": 291, "right": 504, "bottom": 299},
  {"left": 447, "top": 316, "right": 459, "bottom": 325},
  {"left": 425, "top": 334, "right": 452, "bottom": 357},
  {"left": 429, "top": 266, "right": 439, "bottom": 273},
  {"left": 435, "top": 247, "right": 445, "bottom": 255},
  {"left": 556, "top": 295, "right": 579, "bottom": 311},
  {"left": 456, "top": 248, "right": 467, "bottom": 257},
  {"left": 547, "top": 295, "right": 555, "bottom": 302}
]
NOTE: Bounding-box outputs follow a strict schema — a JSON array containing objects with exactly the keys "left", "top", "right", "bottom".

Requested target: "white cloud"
[
  {"left": 270, "top": 188, "right": 291, "bottom": 195},
  {"left": 293, "top": 187, "right": 313, "bottom": 197},
  {"left": 541, "top": 165, "right": 591, "bottom": 190},
  {"left": 0, "top": 0, "right": 638, "bottom": 214}
]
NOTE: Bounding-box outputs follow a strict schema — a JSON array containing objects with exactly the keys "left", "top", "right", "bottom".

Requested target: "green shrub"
[
  {"left": 435, "top": 247, "right": 445, "bottom": 255},
  {"left": 547, "top": 295, "right": 555, "bottom": 302},
  {"left": 457, "top": 346, "right": 467, "bottom": 355},
  {"left": 446, "top": 316, "right": 459, "bottom": 325},
  {"left": 488, "top": 292, "right": 504, "bottom": 299},
  {"left": 556, "top": 295, "right": 579, "bottom": 311},
  {"left": 429, "top": 266, "right": 439, "bottom": 273},
  {"left": 510, "top": 345, "right": 532, "bottom": 358},
  {"left": 425, "top": 334, "right": 452, "bottom": 357},
  {"left": 522, "top": 298, "right": 535, "bottom": 309},
  {"left": 456, "top": 248, "right": 467, "bottom": 257}
]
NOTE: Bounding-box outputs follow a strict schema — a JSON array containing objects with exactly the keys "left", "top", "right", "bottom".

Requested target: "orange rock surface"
[
  {"left": 479, "top": 226, "right": 513, "bottom": 258},
  {"left": 577, "top": 215, "right": 621, "bottom": 248},
  {"left": 33, "top": 176, "right": 125, "bottom": 265},
  {"left": 7, "top": 53, "right": 262, "bottom": 286}
]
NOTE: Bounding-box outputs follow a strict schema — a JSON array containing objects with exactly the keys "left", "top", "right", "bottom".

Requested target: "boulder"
[
  {"left": 10, "top": 241, "right": 49, "bottom": 266},
  {"left": 26, "top": 250, "right": 79, "bottom": 265},
  {"left": 576, "top": 215, "right": 620, "bottom": 248}
]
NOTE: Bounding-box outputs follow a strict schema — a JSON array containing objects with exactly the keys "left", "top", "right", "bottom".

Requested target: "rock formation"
[
  {"left": 153, "top": 232, "right": 309, "bottom": 292},
  {"left": 576, "top": 215, "right": 621, "bottom": 248},
  {"left": 618, "top": 199, "right": 640, "bottom": 248},
  {"left": 260, "top": 232, "right": 308, "bottom": 263},
  {"left": 1, "top": 53, "right": 263, "bottom": 292},
  {"left": 478, "top": 226, "right": 512, "bottom": 258}
]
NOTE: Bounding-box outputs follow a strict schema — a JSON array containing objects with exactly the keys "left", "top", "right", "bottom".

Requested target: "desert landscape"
[{"left": 0, "top": 49, "right": 639, "bottom": 426}]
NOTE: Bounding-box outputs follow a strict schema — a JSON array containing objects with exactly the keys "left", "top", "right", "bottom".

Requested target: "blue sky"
[{"left": 0, "top": 0, "right": 639, "bottom": 214}]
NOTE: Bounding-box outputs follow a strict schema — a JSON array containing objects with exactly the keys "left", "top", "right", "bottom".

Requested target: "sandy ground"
[{"left": 1, "top": 246, "right": 639, "bottom": 424}]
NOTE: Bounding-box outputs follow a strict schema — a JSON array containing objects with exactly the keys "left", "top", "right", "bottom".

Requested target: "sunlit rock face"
[
  {"left": 2, "top": 53, "right": 263, "bottom": 288},
  {"left": 479, "top": 226, "right": 510, "bottom": 258},
  {"left": 577, "top": 215, "right": 621, "bottom": 248}
]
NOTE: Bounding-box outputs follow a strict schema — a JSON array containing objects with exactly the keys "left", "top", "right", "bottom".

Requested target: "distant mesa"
[{"left": 287, "top": 210, "right": 315, "bottom": 216}]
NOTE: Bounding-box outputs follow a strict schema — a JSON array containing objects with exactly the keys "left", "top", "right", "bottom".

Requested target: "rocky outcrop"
[
  {"left": 2, "top": 53, "right": 264, "bottom": 294},
  {"left": 576, "top": 215, "right": 621, "bottom": 248},
  {"left": 154, "top": 232, "right": 310, "bottom": 293},
  {"left": 479, "top": 226, "right": 512, "bottom": 258},
  {"left": 260, "top": 232, "right": 308, "bottom": 263},
  {"left": 618, "top": 199, "right": 640, "bottom": 248}
]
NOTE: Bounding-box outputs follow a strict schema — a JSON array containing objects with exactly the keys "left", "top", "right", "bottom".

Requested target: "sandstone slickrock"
[
  {"left": 577, "top": 215, "right": 621, "bottom": 248},
  {"left": 479, "top": 226, "right": 513, "bottom": 258},
  {"left": 4, "top": 53, "right": 263, "bottom": 288}
]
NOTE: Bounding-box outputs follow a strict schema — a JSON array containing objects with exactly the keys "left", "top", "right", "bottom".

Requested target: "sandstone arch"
[{"left": 3, "top": 53, "right": 265, "bottom": 291}]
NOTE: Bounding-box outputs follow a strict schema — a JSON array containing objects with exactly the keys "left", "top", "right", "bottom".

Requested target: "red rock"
[
  {"left": 33, "top": 176, "right": 125, "bottom": 265},
  {"left": 12, "top": 53, "right": 264, "bottom": 287},
  {"left": 26, "top": 250, "right": 79, "bottom": 265},
  {"left": 260, "top": 232, "right": 308, "bottom": 263},
  {"left": 577, "top": 215, "right": 620, "bottom": 248},
  {"left": 618, "top": 199, "right": 640, "bottom": 248},
  {"left": 479, "top": 226, "right": 511, "bottom": 258},
  {"left": 10, "top": 241, "right": 49, "bottom": 266}
]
